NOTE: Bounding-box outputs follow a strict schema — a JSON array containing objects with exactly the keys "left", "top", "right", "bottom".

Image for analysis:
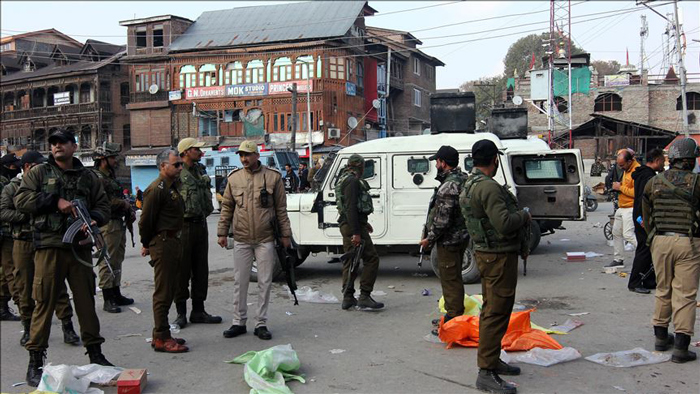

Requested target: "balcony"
[
  {"left": 130, "top": 90, "right": 169, "bottom": 103},
  {"left": 390, "top": 75, "right": 404, "bottom": 91},
  {"left": 1, "top": 102, "right": 99, "bottom": 121}
]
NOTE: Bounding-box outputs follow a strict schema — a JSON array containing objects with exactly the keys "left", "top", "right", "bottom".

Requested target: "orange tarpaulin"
[{"left": 438, "top": 310, "right": 563, "bottom": 351}]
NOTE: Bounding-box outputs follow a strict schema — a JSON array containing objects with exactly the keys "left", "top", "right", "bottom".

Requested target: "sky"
[{"left": 2, "top": 1, "right": 699, "bottom": 89}]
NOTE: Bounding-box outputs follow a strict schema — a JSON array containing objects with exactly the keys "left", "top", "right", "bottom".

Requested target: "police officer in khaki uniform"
[
  {"left": 1, "top": 151, "right": 79, "bottom": 346},
  {"left": 419, "top": 146, "right": 468, "bottom": 325},
  {"left": 217, "top": 140, "right": 291, "bottom": 340},
  {"left": 173, "top": 138, "right": 220, "bottom": 328},
  {"left": 92, "top": 142, "right": 135, "bottom": 313},
  {"left": 460, "top": 140, "right": 530, "bottom": 394},
  {"left": 15, "top": 129, "right": 113, "bottom": 387},
  {"left": 336, "top": 154, "right": 383, "bottom": 311},
  {"left": 0, "top": 153, "right": 22, "bottom": 321},
  {"left": 139, "top": 148, "right": 189, "bottom": 353},
  {"left": 642, "top": 137, "right": 700, "bottom": 364}
]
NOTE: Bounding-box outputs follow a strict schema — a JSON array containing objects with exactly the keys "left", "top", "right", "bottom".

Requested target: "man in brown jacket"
[{"left": 217, "top": 140, "right": 291, "bottom": 341}]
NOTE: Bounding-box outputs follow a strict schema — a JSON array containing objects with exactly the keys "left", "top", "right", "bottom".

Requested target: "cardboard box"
[
  {"left": 117, "top": 369, "right": 147, "bottom": 394},
  {"left": 566, "top": 252, "right": 586, "bottom": 262}
]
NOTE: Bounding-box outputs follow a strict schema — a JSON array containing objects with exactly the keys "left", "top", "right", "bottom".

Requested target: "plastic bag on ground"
[
  {"left": 37, "top": 363, "right": 122, "bottom": 394},
  {"left": 506, "top": 347, "right": 581, "bottom": 367},
  {"left": 550, "top": 319, "right": 584, "bottom": 334},
  {"left": 226, "top": 344, "right": 305, "bottom": 394},
  {"left": 289, "top": 286, "right": 339, "bottom": 304},
  {"left": 585, "top": 347, "right": 671, "bottom": 367}
]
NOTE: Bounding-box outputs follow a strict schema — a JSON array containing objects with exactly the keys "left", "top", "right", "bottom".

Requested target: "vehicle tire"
[
  {"left": 529, "top": 220, "right": 541, "bottom": 253},
  {"left": 250, "top": 254, "right": 284, "bottom": 283},
  {"left": 586, "top": 199, "right": 598, "bottom": 212},
  {"left": 604, "top": 221, "right": 613, "bottom": 241},
  {"left": 430, "top": 243, "right": 481, "bottom": 284}
]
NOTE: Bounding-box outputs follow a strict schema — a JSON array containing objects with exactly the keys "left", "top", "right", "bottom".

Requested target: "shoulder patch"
[{"left": 157, "top": 181, "right": 165, "bottom": 190}]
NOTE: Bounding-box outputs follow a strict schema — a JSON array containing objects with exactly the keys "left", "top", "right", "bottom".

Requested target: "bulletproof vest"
[
  {"left": 93, "top": 167, "right": 124, "bottom": 219},
  {"left": 459, "top": 173, "right": 521, "bottom": 251},
  {"left": 647, "top": 170, "right": 700, "bottom": 240},
  {"left": 33, "top": 163, "right": 93, "bottom": 246},
  {"left": 427, "top": 169, "right": 469, "bottom": 235},
  {"left": 180, "top": 163, "right": 214, "bottom": 218},
  {"left": 0, "top": 174, "right": 11, "bottom": 237},
  {"left": 8, "top": 177, "right": 32, "bottom": 240},
  {"left": 335, "top": 168, "right": 373, "bottom": 219}
]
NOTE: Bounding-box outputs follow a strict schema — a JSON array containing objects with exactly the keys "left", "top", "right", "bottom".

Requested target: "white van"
[{"left": 285, "top": 131, "right": 586, "bottom": 283}]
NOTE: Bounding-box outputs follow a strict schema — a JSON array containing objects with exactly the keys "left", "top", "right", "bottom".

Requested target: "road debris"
[
  {"left": 169, "top": 324, "right": 180, "bottom": 334},
  {"left": 285, "top": 311, "right": 295, "bottom": 316},
  {"left": 292, "top": 286, "right": 339, "bottom": 304},
  {"left": 387, "top": 285, "right": 396, "bottom": 289},
  {"left": 566, "top": 252, "right": 586, "bottom": 261},
  {"left": 128, "top": 306, "right": 141, "bottom": 315},
  {"left": 226, "top": 344, "right": 305, "bottom": 394},
  {"left": 12, "top": 382, "right": 26, "bottom": 387},
  {"left": 585, "top": 348, "right": 671, "bottom": 367},
  {"left": 421, "top": 289, "right": 431, "bottom": 296},
  {"left": 618, "top": 272, "right": 628, "bottom": 278},
  {"left": 569, "top": 312, "right": 589, "bottom": 316},
  {"left": 372, "top": 290, "right": 387, "bottom": 296},
  {"left": 116, "top": 333, "right": 142, "bottom": 339},
  {"left": 613, "top": 386, "right": 626, "bottom": 391},
  {"left": 329, "top": 349, "right": 346, "bottom": 354},
  {"left": 550, "top": 319, "right": 584, "bottom": 333},
  {"left": 505, "top": 347, "right": 581, "bottom": 367}
]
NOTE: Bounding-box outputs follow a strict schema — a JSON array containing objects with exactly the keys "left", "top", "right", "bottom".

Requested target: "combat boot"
[
  {"left": 113, "top": 287, "right": 134, "bottom": 306},
  {"left": 0, "top": 300, "right": 20, "bottom": 321},
  {"left": 62, "top": 318, "right": 80, "bottom": 345},
  {"left": 189, "top": 300, "right": 222, "bottom": 324},
  {"left": 495, "top": 360, "right": 521, "bottom": 376},
  {"left": 672, "top": 333, "right": 697, "bottom": 363},
  {"left": 20, "top": 320, "right": 30, "bottom": 346},
  {"left": 357, "top": 294, "right": 384, "bottom": 310},
  {"left": 85, "top": 344, "right": 114, "bottom": 366},
  {"left": 342, "top": 294, "right": 357, "bottom": 310},
  {"left": 173, "top": 301, "right": 188, "bottom": 328},
  {"left": 102, "top": 288, "right": 122, "bottom": 313},
  {"left": 475, "top": 369, "right": 517, "bottom": 394},
  {"left": 26, "top": 349, "right": 46, "bottom": 387},
  {"left": 653, "top": 326, "right": 674, "bottom": 351}
]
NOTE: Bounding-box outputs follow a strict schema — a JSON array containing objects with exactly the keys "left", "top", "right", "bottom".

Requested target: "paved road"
[{"left": 1, "top": 202, "right": 698, "bottom": 393}]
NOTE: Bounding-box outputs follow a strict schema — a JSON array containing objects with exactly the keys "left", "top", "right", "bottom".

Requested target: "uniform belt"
[
  {"left": 658, "top": 232, "right": 690, "bottom": 237},
  {"left": 160, "top": 229, "right": 181, "bottom": 238},
  {"left": 184, "top": 217, "right": 205, "bottom": 223}
]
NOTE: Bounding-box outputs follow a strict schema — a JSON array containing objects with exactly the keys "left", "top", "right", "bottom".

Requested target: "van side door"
[{"left": 507, "top": 149, "right": 586, "bottom": 221}]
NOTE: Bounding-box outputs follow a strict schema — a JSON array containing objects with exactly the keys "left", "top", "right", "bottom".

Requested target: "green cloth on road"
[{"left": 226, "top": 344, "right": 305, "bottom": 394}]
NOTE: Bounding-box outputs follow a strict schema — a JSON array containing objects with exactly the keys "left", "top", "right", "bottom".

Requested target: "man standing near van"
[
  {"left": 336, "top": 154, "right": 383, "bottom": 311},
  {"left": 460, "top": 139, "right": 530, "bottom": 394},
  {"left": 607, "top": 149, "right": 640, "bottom": 269},
  {"left": 420, "top": 145, "right": 468, "bottom": 325}
]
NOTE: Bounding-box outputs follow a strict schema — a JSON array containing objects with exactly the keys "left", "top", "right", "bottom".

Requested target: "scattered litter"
[
  {"left": 145, "top": 338, "right": 152, "bottom": 343},
  {"left": 618, "top": 272, "right": 628, "bottom": 278},
  {"left": 372, "top": 290, "right": 387, "bottom": 296},
  {"left": 37, "top": 363, "right": 123, "bottom": 394},
  {"left": 560, "top": 239, "right": 571, "bottom": 242},
  {"left": 592, "top": 222, "right": 602, "bottom": 228},
  {"left": 314, "top": 335, "right": 318, "bottom": 338},
  {"left": 613, "top": 386, "right": 626, "bottom": 392},
  {"left": 329, "top": 349, "right": 346, "bottom": 354},
  {"left": 291, "top": 286, "right": 339, "bottom": 304},
  {"left": 550, "top": 319, "right": 584, "bottom": 333},
  {"left": 285, "top": 311, "right": 294, "bottom": 316},
  {"left": 116, "top": 333, "right": 142, "bottom": 339},
  {"left": 169, "top": 324, "right": 180, "bottom": 334},
  {"left": 506, "top": 347, "right": 581, "bottom": 367},
  {"left": 421, "top": 289, "right": 431, "bottom": 296},
  {"left": 12, "top": 382, "right": 25, "bottom": 387},
  {"left": 566, "top": 252, "right": 586, "bottom": 261},
  {"left": 412, "top": 273, "right": 428, "bottom": 277},
  {"left": 387, "top": 285, "right": 396, "bottom": 289},
  {"left": 117, "top": 369, "right": 147, "bottom": 394},
  {"left": 585, "top": 252, "right": 605, "bottom": 258},
  {"left": 247, "top": 303, "right": 254, "bottom": 306},
  {"left": 128, "top": 306, "right": 141, "bottom": 315},
  {"left": 624, "top": 242, "right": 635, "bottom": 252},
  {"left": 226, "top": 344, "right": 305, "bottom": 394},
  {"left": 310, "top": 378, "right": 316, "bottom": 383},
  {"left": 585, "top": 348, "right": 671, "bottom": 367},
  {"left": 569, "top": 312, "right": 589, "bottom": 316},
  {"left": 512, "top": 303, "right": 526, "bottom": 311},
  {"left": 604, "top": 266, "right": 619, "bottom": 274},
  {"left": 423, "top": 333, "right": 443, "bottom": 344},
  {"left": 691, "top": 341, "right": 700, "bottom": 348}
]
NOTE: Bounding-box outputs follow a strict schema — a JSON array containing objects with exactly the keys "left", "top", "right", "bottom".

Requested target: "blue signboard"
[
  {"left": 225, "top": 83, "right": 268, "bottom": 97},
  {"left": 346, "top": 82, "right": 356, "bottom": 96}
]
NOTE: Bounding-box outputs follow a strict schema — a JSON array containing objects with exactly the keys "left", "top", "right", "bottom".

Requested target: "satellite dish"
[
  {"left": 148, "top": 84, "right": 159, "bottom": 94},
  {"left": 347, "top": 116, "right": 358, "bottom": 129},
  {"left": 372, "top": 99, "right": 381, "bottom": 109},
  {"left": 512, "top": 95, "right": 523, "bottom": 105}
]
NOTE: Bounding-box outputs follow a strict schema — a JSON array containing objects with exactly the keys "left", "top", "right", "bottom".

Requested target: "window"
[
  {"left": 245, "top": 60, "right": 264, "bottom": 83},
  {"left": 464, "top": 157, "right": 474, "bottom": 173},
  {"left": 295, "top": 55, "right": 314, "bottom": 80},
  {"left": 346, "top": 59, "right": 353, "bottom": 81},
  {"left": 221, "top": 157, "right": 229, "bottom": 166},
  {"left": 120, "top": 82, "right": 129, "bottom": 105},
  {"left": 136, "top": 28, "right": 147, "bottom": 48},
  {"left": 329, "top": 56, "right": 345, "bottom": 80},
  {"left": 153, "top": 25, "right": 164, "bottom": 47},
  {"left": 594, "top": 93, "right": 622, "bottom": 112},
  {"left": 225, "top": 62, "right": 244, "bottom": 85},
  {"left": 179, "top": 65, "right": 196, "bottom": 88},
  {"left": 199, "top": 64, "right": 217, "bottom": 86},
  {"left": 357, "top": 61, "right": 364, "bottom": 89},
  {"left": 280, "top": 113, "right": 285, "bottom": 131},
  {"left": 413, "top": 88, "right": 421, "bottom": 107},
  {"left": 362, "top": 160, "right": 375, "bottom": 179},
  {"left": 414, "top": 57, "right": 420, "bottom": 75},
  {"left": 677, "top": 92, "right": 700, "bottom": 110},
  {"left": 273, "top": 112, "right": 278, "bottom": 131},
  {"left": 273, "top": 57, "right": 292, "bottom": 82},
  {"left": 407, "top": 158, "right": 429, "bottom": 174},
  {"left": 524, "top": 159, "right": 566, "bottom": 181},
  {"left": 123, "top": 124, "right": 131, "bottom": 149},
  {"left": 205, "top": 158, "right": 214, "bottom": 167}
]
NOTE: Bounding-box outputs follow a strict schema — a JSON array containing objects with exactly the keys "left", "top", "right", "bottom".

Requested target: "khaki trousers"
[
  {"left": 232, "top": 241, "right": 274, "bottom": 328},
  {"left": 650, "top": 235, "right": 700, "bottom": 336},
  {"left": 476, "top": 251, "right": 518, "bottom": 370},
  {"left": 98, "top": 219, "right": 126, "bottom": 289},
  {"left": 150, "top": 233, "right": 181, "bottom": 340},
  {"left": 13, "top": 239, "right": 73, "bottom": 323},
  {"left": 339, "top": 223, "right": 380, "bottom": 296},
  {"left": 26, "top": 248, "right": 104, "bottom": 351},
  {"left": 0, "top": 236, "right": 20, "bottom": 306},
  {"left": 613, "top": 207, "right": 637, "bottom": 261},
  {"left": 437, "top": 244, "right": 466, "bottom": 318},
  {"left": 176, "top": 220, "right": 210, "bottom": 304}
]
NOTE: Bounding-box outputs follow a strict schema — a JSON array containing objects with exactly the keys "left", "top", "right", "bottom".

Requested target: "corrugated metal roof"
[{"left": 169, "top": 1, "right": 366, "bottom": 51}]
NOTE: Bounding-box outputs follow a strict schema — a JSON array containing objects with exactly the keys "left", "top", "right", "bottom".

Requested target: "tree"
[
  {"left": 503, "top": 32, "right": 586, "bottom": 79},
  {"left": 590, "top": 60, "right": 620, "bottom": 76}
]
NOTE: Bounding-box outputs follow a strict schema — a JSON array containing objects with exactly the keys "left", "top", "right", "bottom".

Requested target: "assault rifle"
[
  {"left": 62, "top": 199, "right": 115, "bottom": 278},
  {"left": 123, "top": 195, "right": 136, "bottom": 247},
  {"left": 271, "top": 215, "right": 299, "bottom": 305},
  {"left": 418, "top": 188, "right": 438, "bottom": 268},
  {"left": 340, "top": 241, "right": 364, "bottom": 293}
]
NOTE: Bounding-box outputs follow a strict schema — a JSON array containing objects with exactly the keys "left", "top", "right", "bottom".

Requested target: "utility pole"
[
  {"left": 639, "top": 15, "right": 648, "bottom": 79},
  {"left": 288, "top": 82, "right": 298, "bottom": 150},
  {"left": 305, "top": 63, "right": 313, "bottom": 163},
  {"left": 673, "top": 0, "right": 689, "bottom": 136},
  {"left": 385, "top": 48, "right": 391, "bottom": 137}
]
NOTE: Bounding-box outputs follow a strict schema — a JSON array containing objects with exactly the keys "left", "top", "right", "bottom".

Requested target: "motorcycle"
[{"left": 584, "top": 185, "right": 598, "bottom": 212}]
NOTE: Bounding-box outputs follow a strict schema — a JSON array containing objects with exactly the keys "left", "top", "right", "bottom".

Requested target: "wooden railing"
[{"left": 1, "top": 102, "right": 98, "bottom": 121}]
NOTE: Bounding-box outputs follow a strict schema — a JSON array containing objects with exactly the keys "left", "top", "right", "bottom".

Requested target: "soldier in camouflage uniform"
[
  {"left": 642, "top": 137, "right": 700, "bottom": 364},
  {"left": 460, "top": 139, "right": 531, "bottom": 394},
  {"left": 15, "top": 129, "right": 113, "bottom": 387},
  {"left": 0, "top": 153, "right": 22, "bottom": 321},
  {"left": 1, "top": 151, "right": 79, "bottom": 346},
  {"left": 420, "top": 146, "right": 469, "bottom": 324},
  {"left": 92, "top": 142, "right": 135, "bottom": 313},
  {"left": 590, "top": 157, "right": 605, "bottom": 177},
  {"left": 174, "top": 138, "right": 221, "bottom": 327},
  {"left": 336, "top": 154, "right": 384, "bottom": 311}
]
